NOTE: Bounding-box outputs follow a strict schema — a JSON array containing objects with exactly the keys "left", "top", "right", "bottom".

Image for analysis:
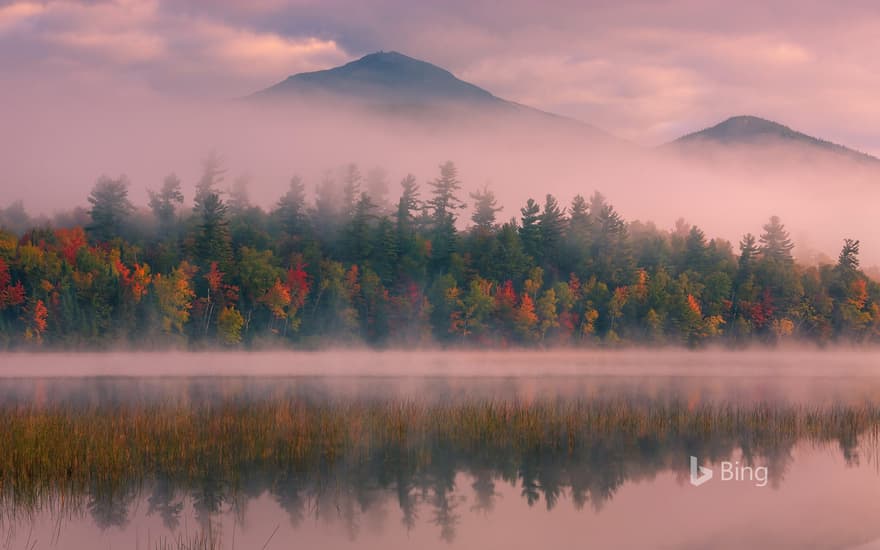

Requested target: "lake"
[{"left": 2, "top": 351, "right": 880, "bottom": 549}]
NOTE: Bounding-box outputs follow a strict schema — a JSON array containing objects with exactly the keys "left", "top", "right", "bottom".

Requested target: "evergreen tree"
[
  {"left": 343, "top": 193, "right": 377, "bottom": 263},
  {"left": 838, "top": 239, "right": 860, "bottom": 272},
  {"left": 274, "top": 176, "right": 308, "bottom": 235},
  {"left": 341, "top": 163, "right": 362, "bottom": 221},
  {"left": 427, "top": 161, "right": 464, "bottom": 225},
  {"left": 589, "top": 192, "right": 630, "bottom": 285},
  {"left": 563, "top": 194, "right": 591, "bottom": 275},
  {"left": 372, "top": 216, "right": 399, "bottom": 285},
  {"left": 519, "top": 198, "right": 541, "bottom": 262},
  {"left": 538, "top": 194, "right": 566, "bottom": 270},
  {"left": 683, "top": 225, "right": 709, "bottom": 274},
  {"left": 738, "top": 233, "right": 759, "bottom": 275},
  {"left": 469, "top": 185, "right": 502, "bottom": 231},
  {"left": 87, "top": 175, "right": 134, "bottom": 242},
  {"left": 396, "top": 174, "right": 421, "bottom": 235},
  {"left": 759, "top": 216, "right": 795, "bottom": 263},
  {"left": 313, "top": 173, "right": 341, "bottom": 238},
  {"left": 365, "top": 167, "right": 390, "bottom": 210},
  {"left": 194, "top": 152, "right": 226, "bottom": 207},
  {"left": 227, "top": 174, "right": 251, "bottom": 215},
  {"left": 148, "top": 174, "right": 184, "bottom": 232},
  {"left": 194, "top": 193, "right": 232, "bottom": 268},
  {"left": 427, "top": 162, "right": 464, "bottom": 270}
]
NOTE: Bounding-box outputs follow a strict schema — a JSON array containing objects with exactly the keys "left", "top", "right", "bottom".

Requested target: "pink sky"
[{"left": 1, "top": 0, "right": 879, "bottom": 152}]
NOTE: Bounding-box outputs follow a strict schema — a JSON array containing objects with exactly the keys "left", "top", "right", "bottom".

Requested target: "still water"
[{"left": 2, "top": 351, "right": 880, "bottom": 550}]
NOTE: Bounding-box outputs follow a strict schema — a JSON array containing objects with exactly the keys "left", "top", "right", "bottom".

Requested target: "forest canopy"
[{"left": 0, "top": 157, "right": 878, "bottom": 349}]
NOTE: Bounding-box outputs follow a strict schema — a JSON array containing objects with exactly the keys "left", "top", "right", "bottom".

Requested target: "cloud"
[
  {"left": 0, "top": 0, "right": 348, "bottom": 95},
  {"left": 0, "top": 2, "right": 44, "bottom": 33},
  {"left": 1, "top": 0, "right": 879, "bottom": 152}
]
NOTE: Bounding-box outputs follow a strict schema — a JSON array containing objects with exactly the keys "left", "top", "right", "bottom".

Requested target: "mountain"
[
  {"left": 249, "top": 50, "right": 611, "bottom": 140},
  {"left": 668, "top": 115, "right": 878, "bottom": 163},
  {"left": 254, "top": 50, "right": 498, "bottom": 106}
]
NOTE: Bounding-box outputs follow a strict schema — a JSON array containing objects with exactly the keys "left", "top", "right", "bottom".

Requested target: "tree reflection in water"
[{"left": 1, "top": 377, "right": 880, "bottom": 543}]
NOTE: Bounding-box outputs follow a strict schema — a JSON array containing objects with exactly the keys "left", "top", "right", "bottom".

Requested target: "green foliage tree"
[
  {"left": 148, "top": 174, "right": 184, "bottom": 233},
  {"left": 759, "top": 216, "right": 795, "bottom": 264},
  {"left": 194, "top": 193, "right": 232, "bottom": 268},
  {"left": 87, "top": 176, "right": 134, "bottom": 242},
  {"left": 538, "top": 194, "right": 566, "bottom": 272},
  {"left": 217, "top": 306, "right": 244, "bottom": 345},
  {"left": 427, "top": 162, "right": 464, "bottom": 271},
  {"left": 519, "top": 198, "right": 541, "bottom": 262},
  {"left": 274, "top": 176, "right": 308, "bottom": 236},
  {"left": 3, "top": 158, "right": 878, "bottom": 349},
  {"left": 469, "top": 185, "right": 502, "bottom": 231},
  {"left": 194, "top": 152, "right": 226, "bottom": 207}
]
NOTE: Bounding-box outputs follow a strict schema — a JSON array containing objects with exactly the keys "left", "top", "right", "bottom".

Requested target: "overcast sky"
[{"left": 2, "top": 0, "right": 879, "bottom": 152}]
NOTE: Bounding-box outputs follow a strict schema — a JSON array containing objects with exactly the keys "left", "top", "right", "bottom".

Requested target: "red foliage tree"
[{"left": 0, "top": 258, "right": 25, "bottom": 309}]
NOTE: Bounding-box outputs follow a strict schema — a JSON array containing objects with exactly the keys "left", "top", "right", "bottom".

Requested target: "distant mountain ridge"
[
  {"left": 254, "top": 51, "right": 499, "bottom": 106},
  {"left": 249, "top": 50, "right": 611, "bottom": 140},
  {"left": 250, "top": 52, "right": 875, "bottom": 161},
  {"left": 668, "top": 115, "right": 878, "bottom": 163}
]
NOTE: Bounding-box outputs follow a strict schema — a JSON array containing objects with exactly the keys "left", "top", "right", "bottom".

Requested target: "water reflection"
[{"left": 2, "top": 375, "right": 880, "bottom": 548}]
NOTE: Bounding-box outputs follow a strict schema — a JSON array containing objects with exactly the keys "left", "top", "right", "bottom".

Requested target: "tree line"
[{"left": 0, "top": 156, "right": 878, "bottom": 348}]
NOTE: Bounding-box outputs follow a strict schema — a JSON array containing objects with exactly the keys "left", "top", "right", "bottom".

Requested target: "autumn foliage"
[{"left": 0, "top": 162, "right": 878, "bottom": 348}]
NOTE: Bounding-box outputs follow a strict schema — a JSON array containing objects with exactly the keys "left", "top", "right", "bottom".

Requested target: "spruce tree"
[
  {"left": 519, "top": 198, "right": 541, "bottom": 262},
  {"left": 275, "top": 176, "right": 308, "bottom": 236},
  {"left": 469, "top": 185, "right": 502, "bottom": 231},
  {"left": 759, "top": 216, "right": 795, "bottom": 263},
  {"left": 87, "top": 175, "right": 134, "bottom": 242},
  {"left": 148, "top": 174, "right": 184, "bottom": 233}
]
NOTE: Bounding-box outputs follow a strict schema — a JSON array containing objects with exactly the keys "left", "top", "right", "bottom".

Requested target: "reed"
[{"left": 2, "top": 397, "right": 879, "bottom": 519}]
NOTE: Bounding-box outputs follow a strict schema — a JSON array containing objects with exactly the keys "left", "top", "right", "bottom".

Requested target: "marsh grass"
[
  {"left": 1, "top": 397, "right": 879, "bottom": 527},
  {"left": 152, "top": 533, "right": 217, "bottom": 550}
]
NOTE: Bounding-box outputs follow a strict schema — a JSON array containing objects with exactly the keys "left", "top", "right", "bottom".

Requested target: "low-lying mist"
[{"left": 1, "top": 89, "right": 878, "bottom": 265}]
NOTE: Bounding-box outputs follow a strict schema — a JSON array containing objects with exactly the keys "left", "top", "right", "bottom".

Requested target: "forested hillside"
[{"left": 0, "top": 157, "right": 877, "bottom": 349}]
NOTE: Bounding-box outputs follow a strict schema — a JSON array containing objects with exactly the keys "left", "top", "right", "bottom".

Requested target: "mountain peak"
[
  {"left": 671, "top": 115, "right": 878, "bottom": 163},
  {"left": 254, "top": 50, "right": 497, "bottom": 105},
  {"left": 680, "top": 115, "right": 800, "bottom": 143}
]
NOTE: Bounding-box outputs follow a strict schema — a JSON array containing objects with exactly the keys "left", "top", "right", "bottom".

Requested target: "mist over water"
[
  {"left": 3, "top": 351, "right": 880, "bottom": 549},
  {"left": 4, "top": 349, "right": 880, "bottom": 380}
]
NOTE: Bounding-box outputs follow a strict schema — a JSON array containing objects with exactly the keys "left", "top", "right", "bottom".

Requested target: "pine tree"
[
  {"left": 427, "top": 162, "right": 464, "bottom": 270},
  {"left": 838, "top": 239, "right": 860, "bottom": 272},
  {"left": 343, "top": 193, "right": 377, "bottom": 263},
  {"left": 396, "top": 174, "right": 421, "bottom": 235},
  {"left": 148, "top": 174, "right": 184, "bottom": 232},
  {"left": 87, "top": 175, "right": 134, "bottom": 242},
  {"left": 759, "top": 216, "right": 795, "bottom": 263},
  {"left": 589, "top": 192, "right": 630, "bottom": 285},
  {"left": 275, "top": 176, "right": 308, "bottom": 235},
  {"left": 519, "top": 198, "right": 541, "bottom": 261},
  {"left": 427, "top": 161, "right": 464, "bottom": 225},
  {"left": 738, "top": 233, "right": 759, "bottom": 274},
  {"left": 684, "top": 225, "right": 709, "bottom": 274},
  {"left": 227, "top": 174, "right": 251, "bottom": 215},
  {"left": 365, "top": 167, "right": 390, "bottom": 210},
  {"left": 194, "top": 193, "right": 232, "bottom": 268},
  {"left": 313, "top": 173, "right": 341, "bottom": 238},
  {"left": 372, "top": 216, "right": 399, "bottom": 285},
  {"left": 341, "top": 163, "right": 362, "bottom": 221},
  {"left": 538, "top": 194, "right": 566, "bottom": 269},
  {"left": 469, "top": 185, "right": 502, "bottom": 231},
  {"left": 194, "top": 151, "right": 226, "bottom": 208},
  {"left": 563, "top": 194, "right": 591, "bottom": 275}
]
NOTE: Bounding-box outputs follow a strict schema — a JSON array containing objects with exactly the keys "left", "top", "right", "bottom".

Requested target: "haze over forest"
[{"left": 2, "top": 46, "right": 879, "bottom": 268}]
